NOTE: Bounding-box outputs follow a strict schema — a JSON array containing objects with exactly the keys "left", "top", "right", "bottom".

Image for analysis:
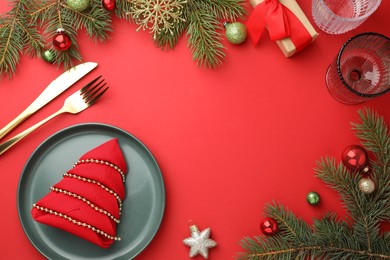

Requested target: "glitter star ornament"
[
  {"left": 129, "top": 0, "right": 187, "bottom": 39},
  {"left": 183, "top": 223, "right": 217, "bottom": 259}
]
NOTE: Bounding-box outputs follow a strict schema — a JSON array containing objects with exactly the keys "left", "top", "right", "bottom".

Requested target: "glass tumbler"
[
  {"left": 312, "top": 0, "right": 382, "bottom": 34},
  {"left": 326, "top": 32, "right": 390, "bottom": 104}
]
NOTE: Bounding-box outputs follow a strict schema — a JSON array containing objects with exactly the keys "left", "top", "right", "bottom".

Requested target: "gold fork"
[{"left": 0, "top": 76, "right": 108, "bottom": 155}]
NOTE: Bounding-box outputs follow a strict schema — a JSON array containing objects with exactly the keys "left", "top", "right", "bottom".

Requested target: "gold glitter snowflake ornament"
[{"left": 129, "top": 0, "right": 187, "bottom": 39}]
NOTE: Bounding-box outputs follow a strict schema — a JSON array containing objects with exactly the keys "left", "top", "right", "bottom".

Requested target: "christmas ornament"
[
  {"left": 129, "top": 0, "right": 186, "bottom": 39},
  {"left": 260, "top": 217, "right": 278, "bottom": 235},
  {"left": 306, "top": 191, "right": 320, "bottom": 205},
  {"left": 102, "top": 0, "right": 115, "bottom": 11},
  {"left": 42, "top": 49, "right": 56, "bottom": 63},
  {"left": 183, "top": 222, "right": 217, "bottom": 259},
  {"left": 224, "top": 21, "right": 247, "bottom": 44},
  {"left": 240, "top": 109, "right": 390, "bottom": 259},
  {"left": 342, "top": 145, "right": 369, "bottom": 172},
  {"left": 66, "top": 0, "right": 90, "bottom": 12},
  {"left": 0, "top": 0, "right": 246, "bottom": 77},
  {"left": 358, "top": 178, "right": 375, "bottom": 194},
  {"left": 53, "top": 28, "right": 72, "bottom": 51}
]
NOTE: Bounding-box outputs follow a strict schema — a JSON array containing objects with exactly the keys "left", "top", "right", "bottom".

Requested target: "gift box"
[{"left": 247, "top": 0, "right": 319, "bottom": 57}]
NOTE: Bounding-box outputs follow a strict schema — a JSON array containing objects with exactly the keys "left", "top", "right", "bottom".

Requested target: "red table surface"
[{"left": 1, "top": 1, "right": 389, "bottom": 259}]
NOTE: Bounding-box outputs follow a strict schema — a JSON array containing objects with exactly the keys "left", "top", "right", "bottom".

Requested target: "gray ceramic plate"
[{"left": 17, "top": 123, "right": 165, "bottom": 260}]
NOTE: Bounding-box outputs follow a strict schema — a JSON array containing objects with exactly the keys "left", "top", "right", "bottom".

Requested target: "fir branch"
[
  {"left": 1, "top": 0, "right": 114, "bottom": 75},
  {"left": 153, "top": 1, "right": 191, "bottom": 50},
  {"left": 352, "top": 108, "right": 390, "bottom": 165},
  {"left": 115, "top": 0, "right": 133, "bottom": 20},
  {"left": 1, "top": 0, "right": 247, "bottom": 77},
  {"left": 0, "top": 17, "right": 23, "bottom": 77},
  {"left": 186, "top": 1, "right": 225, "bottom": 69},
  {"left": 353, "top": 108, "right": 390, "bottom": 221},
  {"left": 239, "top": 239, "right": 320, "bottom": 260},
  {"left": 154, "top": 0, "right": 247, "bottom": 66},
  {"left": 315, "top": 158, "right": 367, "bottom": 221},
  {"left": 265, "top": 202, "right": 312, "bottom": 242},
  {"left": 239, "top": 208, "right": 390, "bottom": 260},
  {"left": 154, "top": 21, "right": 186, "bottom": 50},
  {"left": 29, "top": 2, "right": 57, "bottom": 23},
  {"left": 63, "top": 0, "right": 112, "bottom": 42},
  {"left": 314, "top": 158, "right": 380, "bottom": 252},
  {"left": 313, "top": 212, "right": 355, "bottom": 258},
  {"left": 201, "top": 0, "right": 247, "bottom": 21},
  {"left": 0, "top": 0, "right": 44, "bottom": 77},
  {"left": 239, "top": 110, "right": 390, "bottom": 259},
  {"left": 154, "top": 10, "right": 187, "bottom": 50},
  {"left": 35, "top": 0, "right": 82, "bottom": 69},
  {"left": 239, "top": 202, "right": 317, "bottom": 260},
  {"left": 322, "top": 246, "right": 390, "bottom": 259},
  {"left": 16, "top": 20, "right": 44, "bottom": 57}
]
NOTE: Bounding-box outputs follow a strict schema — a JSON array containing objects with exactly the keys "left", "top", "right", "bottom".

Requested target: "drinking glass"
[
  {"left": 312, "top": 0, "right": 382, "bottom": 34},
  {"left": 326, "top": 32, "right": 390, "bottom": 104}
]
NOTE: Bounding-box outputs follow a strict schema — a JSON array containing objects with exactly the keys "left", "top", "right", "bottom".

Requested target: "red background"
[{"left": 1, "top": 1, "right": 389, "bottom": 259}]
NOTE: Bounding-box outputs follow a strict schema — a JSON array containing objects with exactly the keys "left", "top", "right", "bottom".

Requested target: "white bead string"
[
  {"left": 50, "top": 186, "right": 120, "bottom": 224},
  {"left": 33, "top": 204, "right": 121, "bottom": 241},
  {"left": 63, "top": 173, "right": 122, "bottom": 214},
  {"left": 74, "top": 159, "right": 126, "bottom": 183}
]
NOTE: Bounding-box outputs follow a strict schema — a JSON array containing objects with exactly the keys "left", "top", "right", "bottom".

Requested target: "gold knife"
[{"left": 0, "top": 62, "right": 98, "bottom": 140}]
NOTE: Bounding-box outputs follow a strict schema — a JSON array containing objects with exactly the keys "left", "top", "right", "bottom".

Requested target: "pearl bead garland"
[
  {"left": 32, "top": 204, "right": 121, "bottom": 241},
  {"left": 51, "top": 186, "right": 120, "bottom": 223},
  {"left": 74, "top": 159, "right": 126, "bottom": 183},
  {"left": 63, "top": 172, "right": 123, "bottom": 213}
]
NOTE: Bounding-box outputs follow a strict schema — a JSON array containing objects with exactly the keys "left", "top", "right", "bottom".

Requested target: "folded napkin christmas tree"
[{"left": 31, "top": 138, "right": 127, "bottom": 248}]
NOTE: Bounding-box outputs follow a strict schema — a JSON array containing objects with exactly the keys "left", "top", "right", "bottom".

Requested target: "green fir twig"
[
  {"left": 154, "top": 0, "right": 247, "bottom": 68},
  {"left": 1, "top": 0, "right": 247, "bottom": 78},
  {"left": 0, "top": 0, "right": 44, "bottom": 78},
  {"left": 239, "top": 108, "right": 390, "bottom": 259}
]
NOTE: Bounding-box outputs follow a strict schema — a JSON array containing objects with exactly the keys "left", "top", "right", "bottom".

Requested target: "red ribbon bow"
[
  {"left": 246, "top": 0, "right": 313, "bottom": 52},
  {"left": 247, "top": 0, "right": 290, "bottom": 44}
]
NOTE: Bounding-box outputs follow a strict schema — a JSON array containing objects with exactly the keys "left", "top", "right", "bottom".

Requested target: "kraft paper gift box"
[{"left": 247, "top": 0, "right": 319, "bottom": 57}]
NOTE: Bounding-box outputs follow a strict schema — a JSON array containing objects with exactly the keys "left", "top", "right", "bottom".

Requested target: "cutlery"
[
  {"left": 0, "top": 62, "right": 98, "bottom": 140},
  {"left": 0, "top": 76, "right": 108, "bottom": 155}
]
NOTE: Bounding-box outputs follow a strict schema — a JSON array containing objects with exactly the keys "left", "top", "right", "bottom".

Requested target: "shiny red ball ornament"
[
  {"left": 102, "top": 0, "right": 115, "bottom": 11},
  {"left": 342, "top": 145, "right": 369, "bottom": 172},
  {"left": 53, "top": 28, "right": 71, "bottom": 51},
  {"left": 260, "top": 217, "right": 278, "bottom": 235}
]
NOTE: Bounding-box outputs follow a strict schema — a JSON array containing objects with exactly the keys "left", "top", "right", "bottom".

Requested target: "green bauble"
[
  {"left": 306, "top": 191, "right": 320, "bottom": 205},
  {"left": 66, "top": 0, "right": 90, "bottom": 12},
  {"left": 42, "top": 49, "right": 56, "bottom": 63},
  {"left": 225, "top": 22, "right": 247, "bottom": 45}
]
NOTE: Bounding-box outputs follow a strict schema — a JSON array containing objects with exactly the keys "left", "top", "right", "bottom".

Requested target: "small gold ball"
[{"left": 358, "top": 178, "right": 375, "bottom": 194}]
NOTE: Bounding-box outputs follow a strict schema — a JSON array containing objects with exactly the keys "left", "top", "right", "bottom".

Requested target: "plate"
[{"left": 17, "top": 123, "right": 165, "bottom": 260}]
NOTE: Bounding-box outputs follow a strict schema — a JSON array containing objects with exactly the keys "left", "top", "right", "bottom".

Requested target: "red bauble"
[
  {"left": 53, "top": 29, "right": 71, "bottom": 51},
  {"left": 342, "top": 145, "right": 369, "bottom": 172},
  {"left": 260, "top": 217, "right": 278, "bottom": 235},
  {"left": 102, "top": 0, "right": 115, "bottom": 11}
]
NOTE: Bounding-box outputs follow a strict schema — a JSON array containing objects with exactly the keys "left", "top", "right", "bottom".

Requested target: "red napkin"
[{"left": 31, "top": 138, "right": 127, "bottom": 248}]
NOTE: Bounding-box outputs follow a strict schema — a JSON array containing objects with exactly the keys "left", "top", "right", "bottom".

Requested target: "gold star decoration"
[{"left": 129, "top": 0, "right": 187, "bottom": 39}]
